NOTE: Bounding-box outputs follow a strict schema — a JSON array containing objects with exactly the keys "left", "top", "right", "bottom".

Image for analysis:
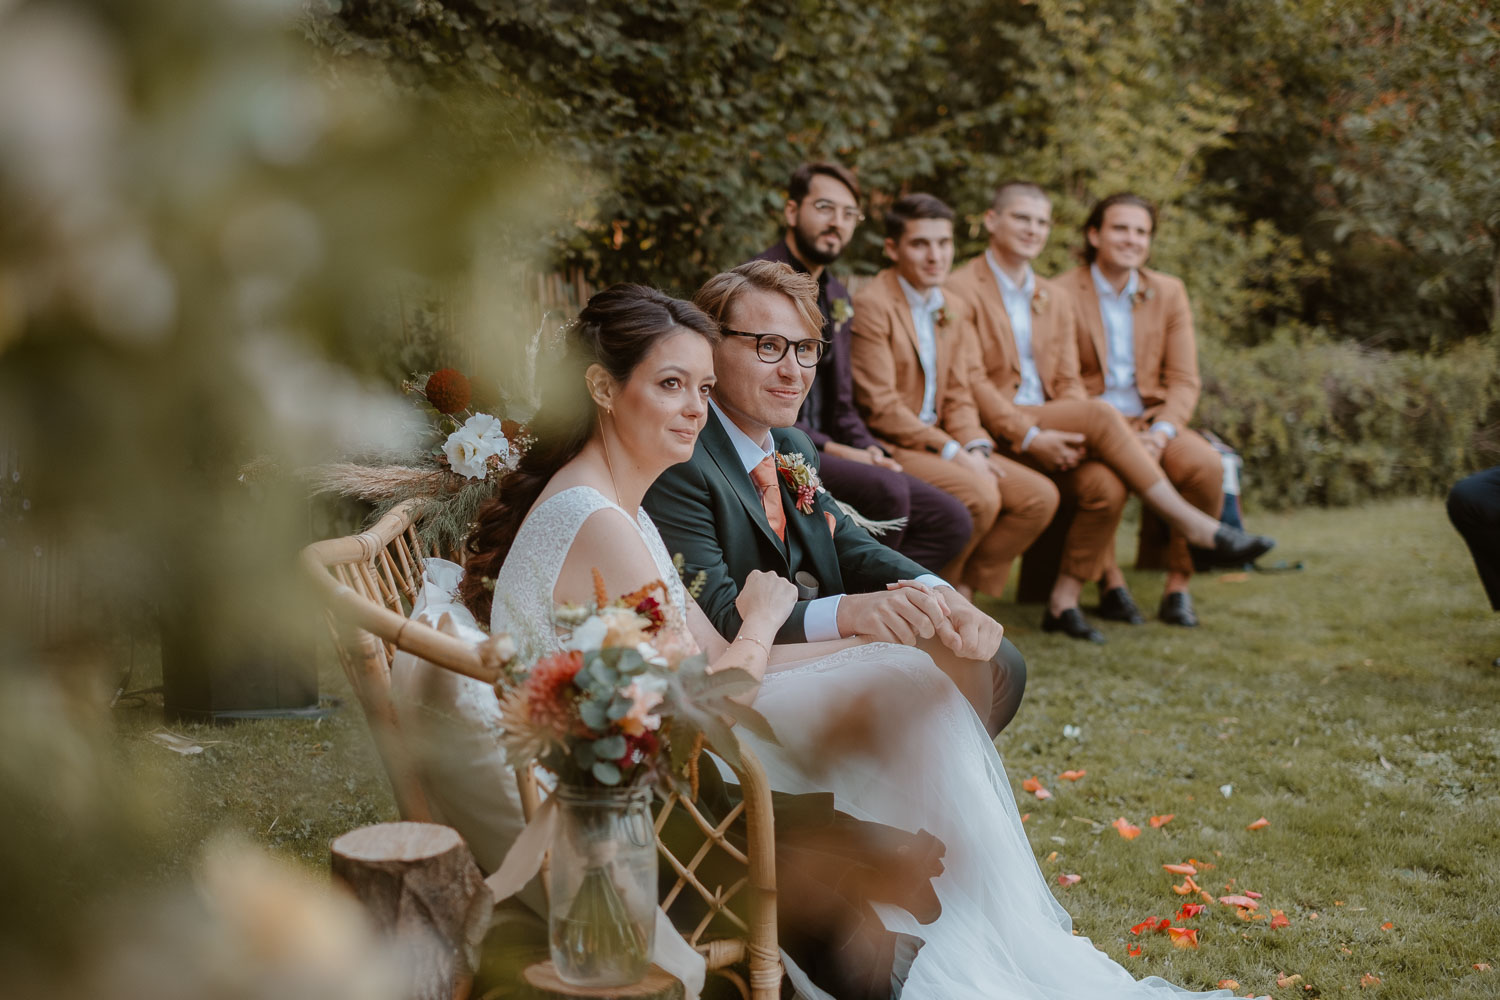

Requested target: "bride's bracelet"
[{"left": 736, "top": 634, "right": 771, "bottom": 656}]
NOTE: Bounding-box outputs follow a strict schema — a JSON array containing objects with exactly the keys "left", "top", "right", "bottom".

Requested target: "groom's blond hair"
[{"left": 693, "top": 260, "right": 823, "bottom": 339}]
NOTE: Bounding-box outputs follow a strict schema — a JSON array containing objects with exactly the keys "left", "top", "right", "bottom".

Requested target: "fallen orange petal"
[
  {"left": 1130, "top": 917, "right": 1160, "bottom": 935},
  {"left": 1045, "top": 850, "right": 1058, "bottom": 863},
  {"left": 1199, "top": 889, "right": 1216, "bottom": 905},
  {"left": 1217, "top": 980, "right": 1240, "bottom": 991},
  {"left": 1021, "top": 813, "right": 1031, "bottom": 823},
  {"left": 1176, "top": 903, "right": 1205, "bottom": 920},
  {"left": 1380, "top": 921, "right": 1394, "bottom": 930},
  {"left": 1171, "top": 880, "right": 1194, "bottom": 896},
  {"left": 1149, "top": 814, "right": 1175, "bottom": 828},
  {"left": 1127, "top": 944, "right": 1142, "bottom": 956},
  {"left": 1243, "top": 890, "right": 1263, "bottom": 899},
  {"left": 1219, "top": 894, "right": 1260, "bottom": 910},
  {"left": 1060, "top": 769, "right": 1087, "bottom": 781},
  {"left": 1269, "top": 909, "right": 1289, "bottom": 929},
  {"left": 1163, "top": 863, "right": 1198, "bottom": 875},
  {"left": 1246, "top": 816, "right": 1270, "bottom": 831},
  {"left": 1113, "top": 817, "right": 1142, "bottom": 840},
  {"left": 1360, "top": 974, "right": 1381, "bottom": 987},
  {"left": 1022, "top": 776, "right": 1044, "bottom": 792},
  {"left": 1277, "top": 973, "right": 1303, "bottom": 988},
  {"left": 1187, "top": 857, "right": 1217, "bottom": 870},
  {"left": 1035, "top": 787, "right": 1053, "bottom": 800},
  {"left": 1056, "top": 873, "right": 1081, "bottom": 886},
  {"left": 1166, "top": 926, "right": 1199, "bottom": 949},
  {"left": 1474, "top": 963, "right": 1493, "bottom": 971}
]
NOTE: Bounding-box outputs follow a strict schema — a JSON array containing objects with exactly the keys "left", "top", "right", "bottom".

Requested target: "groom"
[{"left": 645, "top": 259, "right": 1027, "bottom": 738}]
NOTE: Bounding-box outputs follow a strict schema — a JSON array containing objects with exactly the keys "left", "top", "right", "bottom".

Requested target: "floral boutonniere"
[
  {"left": 934, "top": 304, "right": 952, "bottom": 329},
  {"left": 831, "top": 297, "right": 853, "bottom": 324},
  {"left": 1031, "top": 287, "right": 1050, "bottom": 316},
  {"left": 775, "top": 452, "right": 826, "bottom": 515},
  {"left": 1130, "top": 286, "right": 1156, "bottom": 308}
]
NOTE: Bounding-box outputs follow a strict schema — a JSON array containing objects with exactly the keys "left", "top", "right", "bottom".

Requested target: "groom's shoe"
[
  {"left": 1191, "top": 524, "right": 1276, "bottom": 571},
  {"left": 1158, "top": 591, "right": 1199, "bottom": 628},
  {"left": 1095, "top": 586, "right": 1145, "bottom": 625},
  {"left": 1041, "top": 607, "right": 1106, "bottom": 643}
]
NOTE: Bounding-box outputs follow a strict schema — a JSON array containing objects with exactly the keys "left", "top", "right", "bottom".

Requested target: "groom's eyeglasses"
[{"left": 722, "top": 329, "right": 827, "bottom": 368}]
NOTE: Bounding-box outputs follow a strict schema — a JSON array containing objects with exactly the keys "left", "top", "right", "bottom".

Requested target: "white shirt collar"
[
  {"left": 986, "top": 249, "right": 1034, "bottom": 298},
  {"left": 708, "top": 398, "right": 773, "bottom": 473},
  {"left": 897, "top": 273, "right": 944, "bottom": 314},
  {"left": 1091, "top": 262, "right": 1137, "bottom": 301}
]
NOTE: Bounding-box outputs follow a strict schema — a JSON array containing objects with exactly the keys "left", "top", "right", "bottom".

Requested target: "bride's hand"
[{"left": 736, "top": 569, "right": 797, "bottom": 636}]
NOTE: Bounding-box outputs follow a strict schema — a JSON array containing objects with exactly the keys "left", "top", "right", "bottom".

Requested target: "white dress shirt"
[{"left": 707, "top": 398, "right": 947, "bottom": 642}]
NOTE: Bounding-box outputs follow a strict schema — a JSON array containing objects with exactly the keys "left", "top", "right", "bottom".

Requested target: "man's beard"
[{"left": 792, "top": 223, "right": 843, "bottom": 267}]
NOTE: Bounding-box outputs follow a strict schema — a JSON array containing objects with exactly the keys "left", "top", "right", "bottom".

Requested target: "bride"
[{"left": 435, "top": 284, "right": 1235, "bottom": 999}]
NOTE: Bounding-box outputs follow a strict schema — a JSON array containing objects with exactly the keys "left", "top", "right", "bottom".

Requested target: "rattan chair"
[{"left": 301, "top": 500, "right": 783, "bottom": 999}]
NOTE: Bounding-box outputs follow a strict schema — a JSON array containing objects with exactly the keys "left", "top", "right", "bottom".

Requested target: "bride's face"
[{"left": 605, "top": 329, "right": 716, "bottom": 466}]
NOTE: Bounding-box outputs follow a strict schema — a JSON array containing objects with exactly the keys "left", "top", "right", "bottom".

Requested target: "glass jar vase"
[{"left": 548, "top": 783, "right": 657, "bottom": 987}]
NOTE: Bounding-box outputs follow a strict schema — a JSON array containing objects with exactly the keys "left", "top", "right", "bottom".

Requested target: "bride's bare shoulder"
[{"left": 552, "top": 505, "right": 661, "bottom": 607}]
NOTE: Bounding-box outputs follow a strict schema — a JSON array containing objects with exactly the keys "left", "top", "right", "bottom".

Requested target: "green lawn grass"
[{"left": 113, "top": 497, "right": 1500, "bottom": 999}]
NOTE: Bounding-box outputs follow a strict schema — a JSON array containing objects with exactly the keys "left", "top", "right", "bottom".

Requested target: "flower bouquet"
[{"left": 482, "top": 572, "right": 773, "bottom": 986}]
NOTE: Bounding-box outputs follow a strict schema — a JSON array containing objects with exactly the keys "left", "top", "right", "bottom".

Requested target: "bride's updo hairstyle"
[{"left": 460, "top": 283, "right": 719, "bottom": 621}]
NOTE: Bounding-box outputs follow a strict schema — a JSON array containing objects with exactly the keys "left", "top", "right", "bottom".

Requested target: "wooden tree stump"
[
  {"left": 332, "top": 821, "right": 493, "bottom": 1000},
  {"left": 521, "top": 962, "right": 684, "bottom": 1000}
]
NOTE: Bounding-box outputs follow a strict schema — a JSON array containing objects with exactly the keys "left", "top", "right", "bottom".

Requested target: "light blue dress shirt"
[
  {"left": 987, "top": 251, "right": 1045, "bottom": 408},
  {"left": 1091, "top": 263, "right": 1146, "bottom": 419}
]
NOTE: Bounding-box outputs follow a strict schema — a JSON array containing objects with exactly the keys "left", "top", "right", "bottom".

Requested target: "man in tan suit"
[
  {"left": 1056, "top": 192, "right": 1251, "bottom": 626},
  {"left": 849, "top": 193, "right": 1059, "bottom": 598},
  {"left": 947, "top": 181, "right": 1274, "bottom": 640}
]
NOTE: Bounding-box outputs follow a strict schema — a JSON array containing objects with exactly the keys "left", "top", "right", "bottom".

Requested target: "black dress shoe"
[
  {"left": 1158, "top": 591, "right": 1199, "bottom": 627},
  {"left": 1191, "top": 524, "right": 1276, "bottom": 571},
  {"left": 1096, "top": 586, "right": 1145, "bottom": 625},
  {"left": 1041, "top": 607, "right": 1107, "bottom": 643}
]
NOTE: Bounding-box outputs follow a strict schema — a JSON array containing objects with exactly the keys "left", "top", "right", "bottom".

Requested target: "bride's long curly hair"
[{"left": 459, "top": 284, "right": 720, "bottom": 622}]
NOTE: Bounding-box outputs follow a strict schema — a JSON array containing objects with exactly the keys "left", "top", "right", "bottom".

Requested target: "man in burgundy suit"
[{"left": 753, "top": 162, "right": 971, "bottom": 572}]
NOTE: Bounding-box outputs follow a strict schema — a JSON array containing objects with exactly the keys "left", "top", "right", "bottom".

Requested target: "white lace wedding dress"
[{"left": 400, "top": 486, "right": 1233, "bottom": 1000}]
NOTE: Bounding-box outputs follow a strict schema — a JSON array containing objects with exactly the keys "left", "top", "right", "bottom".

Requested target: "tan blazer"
[
  {"left": 849, "top": 267, "right": 990, "bottom": 453},
  {"left": 1056, "top": 265, "right": 1200, "bottom": 431},
  {"left": 945, "top": 255, "right": 1086, "bottom": 449}
]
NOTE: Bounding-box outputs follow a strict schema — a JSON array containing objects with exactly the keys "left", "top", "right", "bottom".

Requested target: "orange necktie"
[{"left": 749, "top": 455, "right": 787, "bottom": 542}]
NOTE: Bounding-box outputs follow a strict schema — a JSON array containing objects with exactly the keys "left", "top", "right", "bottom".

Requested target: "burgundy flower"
[{"left": 424, "top": 368, "right": 472, "bottom": 415}]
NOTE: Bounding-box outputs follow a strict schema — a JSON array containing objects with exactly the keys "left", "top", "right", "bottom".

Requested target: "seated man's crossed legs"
[
  {"left": 1099, "top": 424, "right": 1223, "bottom": 627},
  {"left": 886, "top": 445, "right": 1058, "bottom": 599}
]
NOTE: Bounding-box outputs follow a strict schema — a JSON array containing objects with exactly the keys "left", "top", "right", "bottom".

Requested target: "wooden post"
[
  {"left": 521, "top": 962, "right": 684, "bottom": 1000},
  {"left": 332, "top": 822, "right": 492, "bottom": 1000}
]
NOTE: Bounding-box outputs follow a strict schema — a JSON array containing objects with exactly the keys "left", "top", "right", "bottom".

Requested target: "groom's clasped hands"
[{"left": 837, "top": 580, "right": 1004, "bottom": 661}]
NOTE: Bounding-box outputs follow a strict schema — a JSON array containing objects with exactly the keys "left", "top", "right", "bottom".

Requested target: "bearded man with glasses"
[
  {"left": 645, "top": 259, "right": 1028, "bottom": 740},
  {"left": 752, "top": 161, "right": 973, "bottom": 574}
]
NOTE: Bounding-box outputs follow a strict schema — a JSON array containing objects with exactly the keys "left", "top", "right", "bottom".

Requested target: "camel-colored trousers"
[{"left": 889, "top": 446, "right": 1058, "bottom": 597}]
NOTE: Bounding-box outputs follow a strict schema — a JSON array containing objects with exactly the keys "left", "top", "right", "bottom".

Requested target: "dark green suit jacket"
[{"left": 644, "top": 409, "right": 932, "bottom": 644}]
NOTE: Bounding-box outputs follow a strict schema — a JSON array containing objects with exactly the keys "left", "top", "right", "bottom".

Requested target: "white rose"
[
  {"left": 565, "top": 614, "right": 609, "bottom": 652},
  {"left": 443, "top": 413, "right": 511, "bottom": 480}
]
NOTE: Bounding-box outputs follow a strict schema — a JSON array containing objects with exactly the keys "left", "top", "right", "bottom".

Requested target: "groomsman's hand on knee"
[{"left": 838, "top": 587, "right": 949, "bottom": 645}]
